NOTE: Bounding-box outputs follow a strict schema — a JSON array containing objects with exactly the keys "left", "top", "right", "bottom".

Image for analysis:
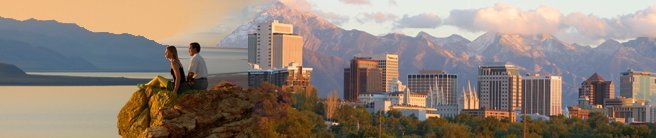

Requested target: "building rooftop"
[
  {"left": 621, "top": 69, "right": 655, "bottom": 76},
  {"left": 586, "top": 73, "right": 606, "bottom": 81}
]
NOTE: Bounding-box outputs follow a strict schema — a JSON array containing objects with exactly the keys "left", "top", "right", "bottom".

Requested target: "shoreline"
[
  {"left": 0, "top": 74, "right": 150, "bottom": 86},
  {"left": 0, "top": 72, "right": 248, "bottom": 87}
]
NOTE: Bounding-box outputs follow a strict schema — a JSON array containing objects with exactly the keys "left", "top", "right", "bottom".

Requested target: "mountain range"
[
  {"left": 0, "top": 17, "right": 167, "bottom": 71},
  {"left": 218, "top": 2, "right": 656, "bottom": 106}
]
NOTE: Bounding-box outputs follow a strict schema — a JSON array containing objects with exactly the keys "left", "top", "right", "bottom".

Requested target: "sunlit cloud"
[
  {"left": 393, "top": 13, "right": 442, "bottom": 29},
  {"left": 446, "top": 3, "right": 562, "bottom": 35}
]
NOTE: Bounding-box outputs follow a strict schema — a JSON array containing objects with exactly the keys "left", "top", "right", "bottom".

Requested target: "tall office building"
[
  {"left": 522, "top": 74, "right": 563, "bottom": 116},
  {"left": 408, "top": 70, "right": 458, "bottom": 106},
  {"left": 477, "top": 64, "right": 522, "bottom": 121},
  {"left": 247, "top": 20, "right": 312, "bottom": 89},
  {"left": 247, "top": 34, "right": 258, "bottom": 64},
  {"left": 579, "top": 73, "right": 614, "bottom": 106},
  {"left": 247, "top": 20, "right": 302, "bottom": 69},
  {"left": 344, "top": 57, "right": 383, "bottom": 101},
  {"left": 376, "top": 54, "right": 399, "bottom": 92},
  {"left": 620, "top": 70, "right": 656, "bottom": 102}
]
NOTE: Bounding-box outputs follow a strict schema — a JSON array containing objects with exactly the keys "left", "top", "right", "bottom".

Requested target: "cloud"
[
  {"left": 339, "top": 0, "right": 370, "bottom": 5},
  {"left": 446, "top": 3, "right": 562, "bottom": 35},
  {"left": 393, "top": 13, "right": 442, "bottom": 29},
  {"left": 604, "top": 5, "right": 656, "bottom": 39},
  {"left": 357, "top": 12, "right": 398, "bottom": 23},
  {"left": 558, "top": 5, "right": 656, "bottom": 42},
  {"left": 316, "top": 11, "right": 351, "bottom": 25},
  {"left": 561, "top": 12, "right": 609, "bottom": 39},
  {"left": 444, "top": 3, "right": 656, "bottom": 43}
]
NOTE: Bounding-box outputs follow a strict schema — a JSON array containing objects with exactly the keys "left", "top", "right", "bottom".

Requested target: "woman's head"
[{"left": 165, "top": 46, "right": 179, "bottom": 60}]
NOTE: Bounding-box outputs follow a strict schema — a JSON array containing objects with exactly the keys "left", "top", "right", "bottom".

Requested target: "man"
[{"left": 187, "top": 42, "right": 208, "bottom": 90}]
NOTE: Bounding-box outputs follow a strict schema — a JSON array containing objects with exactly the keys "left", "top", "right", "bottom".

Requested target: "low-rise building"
[
  {"left": 357, "top": 88, "right": 438, "bottom": 120},
  {"left": 567, "top": 106, "right": 590, "bottom": 119},
  {"left": 248, "top": 68, "right": 289, "bottom": 88},
  {"left": 603, "top": 97, "right": 655, "bottom": 123},
  {"left": 461, "top": 108, "right": 515, "bottom": 121}
]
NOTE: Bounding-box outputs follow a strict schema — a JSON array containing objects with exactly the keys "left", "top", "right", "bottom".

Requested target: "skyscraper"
[
  {"left": 247, "top": 20, "right": 312, "bottom": 89},
  {"left": 344, "top": 57, "right": 383, "bottom": 101},
  {"left": 620, "top": 70, "right": 656, "bottom": 102},
  {"left": 579, "top": 73, "right": 614, "bottom": 106},
  {"left": 407, "top": 70, "right": 458, "bottom": 106},
  {"left": 376, "top": 54, "right": 399, "bottom": 92},
  {"left": 522, "top": 74, "right": 563, "bottom": 116},
  {"left": 477, "top": 63, "right": 522, "bottom": 121},
  {"left": 247, "top": 20, "right": 302, "bottom": 69}
]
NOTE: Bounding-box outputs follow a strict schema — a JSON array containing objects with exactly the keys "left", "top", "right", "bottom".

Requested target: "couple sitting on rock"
[{"left": 164, "top": 42, "right": 208, "bottom": 93}]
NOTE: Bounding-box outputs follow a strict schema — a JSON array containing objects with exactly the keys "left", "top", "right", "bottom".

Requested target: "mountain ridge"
[
  {"left": 217, "top": 3, "right": 656, "bottom": 106},
  {"left": 0, "top": 17, "right": 167, "bottom": 71}
]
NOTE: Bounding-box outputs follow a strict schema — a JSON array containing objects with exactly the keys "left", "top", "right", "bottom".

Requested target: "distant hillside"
[
  {"left": 0, "top": 62, "right": 149, "bottom": 85},
  {"left": 0, "top": 62, "right": 26, "bottom": 77},
  {"left": 0, "top": 17, "right": 167, "bottom": 71}
]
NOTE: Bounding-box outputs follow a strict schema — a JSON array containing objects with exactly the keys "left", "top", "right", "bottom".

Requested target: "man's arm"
[
  {"left": 187, "top": 56, "right": 198, "bottom": 81},
  {"left": 187, "top": 72, "right": 195, "bottom": 81}
]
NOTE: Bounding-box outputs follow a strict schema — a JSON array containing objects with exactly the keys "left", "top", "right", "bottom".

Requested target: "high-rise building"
[
  {"left": 247, "top": 20, "right": 312, "bottom": 89},
  {"left": 408, "top": 70, "right": 458, "bottom": 106},
  {"left": 344, "top": 57, "right": 383, "bottom": 101},
  {"left": 579, "top": 73, "right": 614, "bottom": 106},
  {"left": 620, "top": 70, "right": 656, "bottom": 103},
  {"left": 247, "top": 20, "right": 302, "bottom": 69},
  {"left": 477, "top": 64, "right": 522, "bottom": 121},
  {"left": 247, "top": 34, "right": 258, "bottom": 64},
  {"left": 522, "top": 74, "right": 563, "bottom": 116},
  {"left": 376, "top": 54, "right": 399, "bottom": 92}
]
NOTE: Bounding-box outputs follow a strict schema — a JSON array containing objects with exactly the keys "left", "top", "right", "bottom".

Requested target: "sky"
[{"left": 1, "top": 0, "right": 655, "bottom": 46}]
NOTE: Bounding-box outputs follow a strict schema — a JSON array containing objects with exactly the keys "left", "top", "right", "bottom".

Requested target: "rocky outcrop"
[{"left": 117, "top": 76, "right": 257, "bottom": 138}]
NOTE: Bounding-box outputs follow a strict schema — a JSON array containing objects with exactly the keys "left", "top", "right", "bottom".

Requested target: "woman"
[{"left": 165, "top": 46, "right": 186, "bottom": 93}]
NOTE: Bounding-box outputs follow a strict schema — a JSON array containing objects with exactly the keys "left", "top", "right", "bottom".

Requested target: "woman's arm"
[{"left": 172, "top": 61, "right": 182, "bottom": 93}]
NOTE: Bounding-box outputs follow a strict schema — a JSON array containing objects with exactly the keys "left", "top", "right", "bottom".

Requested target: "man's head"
[{"left": 189, "top": 42, "right": 201, "bottom": 56}]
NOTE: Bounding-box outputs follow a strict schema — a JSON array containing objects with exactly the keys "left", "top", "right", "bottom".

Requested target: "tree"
[{"left": 325, "top": 90, "right": 339, "bottom": 122}]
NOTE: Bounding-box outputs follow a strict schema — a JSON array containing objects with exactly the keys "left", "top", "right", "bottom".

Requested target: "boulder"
[{"left": 117, "top": 76, "right": 257, "bottom": 138}]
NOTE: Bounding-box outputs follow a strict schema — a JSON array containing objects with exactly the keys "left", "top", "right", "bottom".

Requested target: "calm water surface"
[
  {"left": 0, "top": 48, "right": 246, "bottom": 137},
  {"left": 0, "top": 86, "right": 136, "bottom": 137}
]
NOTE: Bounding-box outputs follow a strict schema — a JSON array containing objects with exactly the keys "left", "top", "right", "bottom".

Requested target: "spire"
[
  {"left": 428, "top": 85, "right": 434, "bottom": 108},
  {"left": 441, "top": 86, "right": 446, "bottom": 105},
  {"left": 404, "top": 87, "right": 411, "bottom": 105},
  {"left": 461, "top": 87, "right": 468, "bottom": 109}
]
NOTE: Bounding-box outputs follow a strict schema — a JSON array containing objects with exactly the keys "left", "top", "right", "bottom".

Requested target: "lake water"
[
  {"left": 28, "top": 47, "right": 249, "bottom": 77},
  {"left": 0, "top": 86, "right": 136, "bottom": 137},
  {"left": 0, "top": 48, "right": 246, "bottom": 137}
]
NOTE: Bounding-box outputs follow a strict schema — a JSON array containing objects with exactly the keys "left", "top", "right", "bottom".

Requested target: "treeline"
[{"left": 248, "top": 83, "right": 656, "bottom": 137}]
